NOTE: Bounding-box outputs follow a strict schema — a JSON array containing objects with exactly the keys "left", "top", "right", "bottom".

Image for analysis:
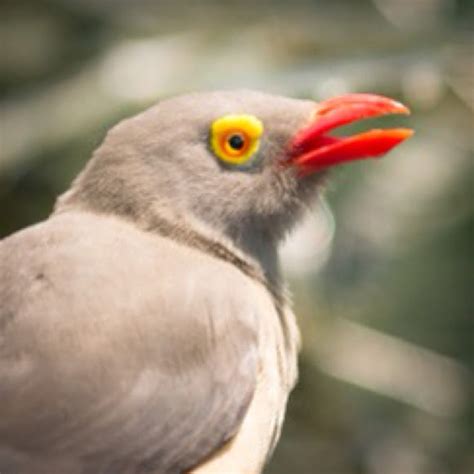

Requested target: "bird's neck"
[
  {"left": 151, "top": 208, "right": 283, "bottom": 288},
  {"left": 130, "top": 208, "right": 286, "bottom": 308},
  {"left": 229, "top": 231, "right": 282, "bottom": 287},
  {"left": 55, "top": 173, "right": 284, "bottom": 291}
]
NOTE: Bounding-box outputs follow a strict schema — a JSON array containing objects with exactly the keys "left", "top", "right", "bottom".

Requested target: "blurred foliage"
[{"left": 0, "top": 0, "right": 473, "bottom": 473}]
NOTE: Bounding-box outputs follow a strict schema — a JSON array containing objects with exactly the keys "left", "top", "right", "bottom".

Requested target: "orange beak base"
[{"left": 289, "top": 93, "right": 414, "bottom": 175}]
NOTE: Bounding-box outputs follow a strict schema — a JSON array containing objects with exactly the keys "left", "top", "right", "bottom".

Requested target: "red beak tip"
[
  {"left": 392, "top": 128, "right": 415, "bottom": 141},
  {"left": 395, "top": 102, "right": 411, "bottom": 115}
]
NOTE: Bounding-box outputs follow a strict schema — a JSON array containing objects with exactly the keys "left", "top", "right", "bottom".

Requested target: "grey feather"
[{"left": 0, "top": 212, "right": 259, "bottom": 473}]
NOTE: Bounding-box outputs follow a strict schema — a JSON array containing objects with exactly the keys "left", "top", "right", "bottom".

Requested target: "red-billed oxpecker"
[{"left": 0, "top": 90, "right": 412, "bottom": 474}]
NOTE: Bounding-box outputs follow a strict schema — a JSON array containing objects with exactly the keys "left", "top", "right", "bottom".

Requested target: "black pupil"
[{"left": 228, "top": 134, "right": 245, "bottom": 150}]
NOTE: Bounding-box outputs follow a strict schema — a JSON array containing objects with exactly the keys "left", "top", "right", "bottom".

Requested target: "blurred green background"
[{"left": 0, "top": 0, "right": 473, "bottom": 473}]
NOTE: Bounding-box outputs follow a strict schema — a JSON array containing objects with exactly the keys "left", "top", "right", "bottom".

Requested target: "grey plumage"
[
  {"left": 1, "top": 212, "right": 266, "bottom": 473},
  {"left": 0, "top": 90, "right": 318, "bottom": 473}
]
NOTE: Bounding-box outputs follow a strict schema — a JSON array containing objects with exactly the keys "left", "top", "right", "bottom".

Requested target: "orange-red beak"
[{"left": 289, "top": 93, "right": 414, "bottom": 175}]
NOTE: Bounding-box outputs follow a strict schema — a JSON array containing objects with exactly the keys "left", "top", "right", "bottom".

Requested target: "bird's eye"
[{"left": 210, "top": 114, "right": 263, "bottom": 165}]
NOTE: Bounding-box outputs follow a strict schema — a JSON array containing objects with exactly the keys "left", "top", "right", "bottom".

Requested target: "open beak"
[{"left": 289, "top": 93, "right": 414, "bottom": 175}]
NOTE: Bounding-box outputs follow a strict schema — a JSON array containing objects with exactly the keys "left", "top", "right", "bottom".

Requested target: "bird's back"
[{"left": 0, "top": 211, "right": 293, "bottom": 473}]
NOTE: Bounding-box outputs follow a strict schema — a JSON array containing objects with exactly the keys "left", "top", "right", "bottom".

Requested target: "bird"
[{"left": 0, "top": 90, "right": 412, "bottom": 474}]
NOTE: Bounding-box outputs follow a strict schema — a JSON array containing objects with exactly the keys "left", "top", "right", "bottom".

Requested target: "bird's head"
[{"left": 59, "top": 90, "right": 412, "bottom": 276}]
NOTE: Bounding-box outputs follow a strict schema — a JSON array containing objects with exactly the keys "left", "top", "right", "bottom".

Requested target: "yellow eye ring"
[{"left": 210, "top": 114, "right": 263, "bottom": 165}]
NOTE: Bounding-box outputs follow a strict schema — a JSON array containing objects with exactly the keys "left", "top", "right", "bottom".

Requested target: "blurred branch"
[
  {"left": 308, "top": 317, "right": 472, "bottom": 418},
  {"left": 0, "top": 32, "right": 200, "bottom": 173}
]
